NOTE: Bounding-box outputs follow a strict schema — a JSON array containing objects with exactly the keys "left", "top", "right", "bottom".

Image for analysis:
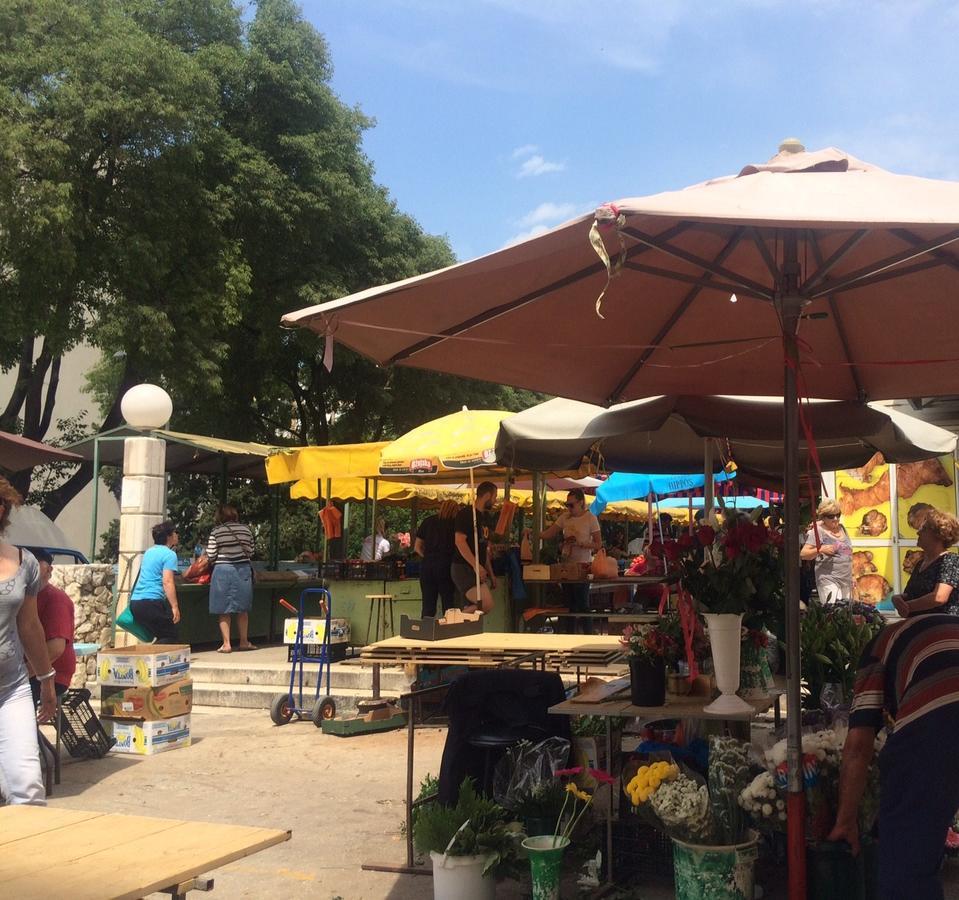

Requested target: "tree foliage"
[{"left": 0, "top": 0, "right": 543, "bottom": 524}]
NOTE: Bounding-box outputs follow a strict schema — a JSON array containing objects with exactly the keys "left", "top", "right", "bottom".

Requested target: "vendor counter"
[{"left": 175, "top": 575, "right": 509, "bottom": 645}]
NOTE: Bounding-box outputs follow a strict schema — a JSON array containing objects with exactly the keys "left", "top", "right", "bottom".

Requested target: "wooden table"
[{"left": 0, "top": 806, "right": 291, "bottom": 899}]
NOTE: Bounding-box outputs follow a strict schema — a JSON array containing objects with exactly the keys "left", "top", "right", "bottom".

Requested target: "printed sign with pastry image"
[
  {"left": 896, "top": 455, "right": 956, "bottom": 539},
  {"left": 853, "top": 545, "right": 895, "bottom": 609},
  {"left": 837, "top": 457, "right": 892, "bottom": 539}
]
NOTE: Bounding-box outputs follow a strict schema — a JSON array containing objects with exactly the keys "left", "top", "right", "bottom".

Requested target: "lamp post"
[{"left": 115, "top": 384, "right": 172, "bottom": 646}]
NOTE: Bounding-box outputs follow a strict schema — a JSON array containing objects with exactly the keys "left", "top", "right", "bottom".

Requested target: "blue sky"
[{"left": 300, "top": 0, "right": 959, "bottom": 262}]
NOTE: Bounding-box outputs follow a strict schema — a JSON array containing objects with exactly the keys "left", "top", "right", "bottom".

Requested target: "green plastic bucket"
[
  {"left": 522, "top": 835, "right": 569, "bottom": 900},
  {"left": 671, "top": 831, "right": 759, "bottom": 900},
  {"left": 806, "top": 838, "right": 878, "bottom": 900}
]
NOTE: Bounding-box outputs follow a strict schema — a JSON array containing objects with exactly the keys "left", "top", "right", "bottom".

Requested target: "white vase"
[
  {"left": 430, "top": 851, "right": 496, "bottom": 900},
  {"left": 702, "top": 613, "right": 754, "bottom": 716}
]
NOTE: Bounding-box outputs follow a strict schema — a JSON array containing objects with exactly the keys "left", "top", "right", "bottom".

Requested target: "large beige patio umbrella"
[
  {"left": 496, "top": 395, "right": 957, "bottom": 479},
  {"left": 282, "top": 141, "right": 959, "bottom": 896}
]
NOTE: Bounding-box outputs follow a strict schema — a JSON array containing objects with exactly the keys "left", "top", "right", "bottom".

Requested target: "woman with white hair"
[{"left": 800, "top": 499, "right": 854, "bottom": 603}]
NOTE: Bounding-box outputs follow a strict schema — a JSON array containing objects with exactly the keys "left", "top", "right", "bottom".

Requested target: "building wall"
[{"left": 0, "top": 343, "right": 120, "bottom": 557}]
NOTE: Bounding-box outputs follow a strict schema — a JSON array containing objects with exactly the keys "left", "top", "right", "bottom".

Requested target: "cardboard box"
[
  {"left": 522, "top": 564, "right": 551, "bottom": 581},
  {"left": 571, "top": 730, "right": 622, "bottom": 816},
  {"left": 283, "top": 617, "right": 351, "bottom": 645},
  {"left": 550, "top": 563, "right": 587, "bottom": 581},
  {"left": 105, "top": 714, "right": 191, "bottom": 755},
  {"left": 399, "top": 614, "right": 483, "bottom": 641},
  {"left": 98, "top": 644, "right": 190, "bottom": 688},
  {"left": 100, "top": 678, "right": 193, "bottom": 721}
]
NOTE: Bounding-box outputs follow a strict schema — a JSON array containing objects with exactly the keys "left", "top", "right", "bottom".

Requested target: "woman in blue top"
[
  {"left": 129, "top": 521, "right": 181, "bottom": 643},
  {"left": 0, "top": 477, "right": 57, "bottom": 805}
]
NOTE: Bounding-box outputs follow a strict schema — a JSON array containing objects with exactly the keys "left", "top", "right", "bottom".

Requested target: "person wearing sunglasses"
[
  {"left": 541, "top": 489, "right": 602, "bottom": 633},
  {"left": 800, "top": 499, "right": 855, "bottom": 603}
]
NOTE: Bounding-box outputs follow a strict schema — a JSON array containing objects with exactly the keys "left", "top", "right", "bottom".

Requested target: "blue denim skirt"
[{"left": 209, "top": 563, "right": 253, "bottom": 614}]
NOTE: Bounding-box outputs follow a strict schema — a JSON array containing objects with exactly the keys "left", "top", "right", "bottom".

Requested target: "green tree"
[{"left": 2, "top": 0, "right": 544, "bottom": 527}]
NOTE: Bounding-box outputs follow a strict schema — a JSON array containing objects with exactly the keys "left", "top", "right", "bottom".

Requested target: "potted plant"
[
  {"left": 800, "top": 601, "right": 884, "bottom": 710},
  {"left": 654, "top": 521, "right": 784, "bottom": 715},
  {"left": 619, "top": 622, "right": 677, "bottom": 706},
  {"left": 413, "top": 778, "right": 523, "bottom": 900}
]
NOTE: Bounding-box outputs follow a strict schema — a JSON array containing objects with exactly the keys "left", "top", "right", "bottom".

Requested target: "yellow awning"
[{"left": 265, "top": 442, "right": 390, "bottom": 485}]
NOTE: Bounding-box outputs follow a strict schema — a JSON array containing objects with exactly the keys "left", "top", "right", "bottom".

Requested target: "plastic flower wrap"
[{"left": 708, "top": 736, "right": 752, "bottom": 845}]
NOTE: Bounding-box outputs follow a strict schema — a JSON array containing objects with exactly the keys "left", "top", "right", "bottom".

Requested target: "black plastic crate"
[
  {"left": 612, "top": 814, "right": 674, "bottom": 880},
  {"left": 60, "top": 688, "right": 116, "bottom": 759},
  {"left": 320, "top": 562, "right": 344, "bottom": 579},
  {"left": 286, "top": 642, "right": 348, "bottom": 663}
]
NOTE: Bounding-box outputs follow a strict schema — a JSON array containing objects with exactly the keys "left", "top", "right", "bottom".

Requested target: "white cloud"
[
  {"left": 516, "top": 154, "right": 565, "bottom": 178},
  {"left": 502, "top": 224, "right": 551, "bottom": 247},
  {"left": 512, "top": 143, "right": 540, "bottom": 159},
  {"left": 503, "top": 199, "right": 594, "bottom": 246},
  {"left": 518, "top": 201, "right": 579, "bottom": 227}
]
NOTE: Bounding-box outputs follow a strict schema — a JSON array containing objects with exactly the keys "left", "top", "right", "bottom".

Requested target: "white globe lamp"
[{"left": 121, "top": 384, "right": 173, "bottom": 429}]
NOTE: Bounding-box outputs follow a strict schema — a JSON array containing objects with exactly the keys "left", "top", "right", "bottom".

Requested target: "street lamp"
[{"left": 115, "top": 384, "right": 173, "bottom": 646}]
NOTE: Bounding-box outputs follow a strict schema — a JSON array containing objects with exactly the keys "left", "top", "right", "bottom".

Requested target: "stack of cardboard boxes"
[{"left": 97, "top": 644, "right": 193, "bottom": 755}]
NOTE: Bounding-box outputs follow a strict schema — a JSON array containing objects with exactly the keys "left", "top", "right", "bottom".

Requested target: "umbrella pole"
[
  {"left": 781, "top": 237, "right": 807, "bottom": 900},
  {"left": 469, "top": 468, "right": 481, "bottom": 606}
]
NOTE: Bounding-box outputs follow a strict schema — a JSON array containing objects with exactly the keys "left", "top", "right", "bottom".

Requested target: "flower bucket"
[
  {"left": 629, "top": 655, "right": 666, "bottom": 706},
  {"left": 429, "top": 851, "right": 496, "bottom": 900},
  {"left": 522, "top": 835, "right": 569, "bottom": 900},
  {"left": 806, "top": 837, "right": 878, "bottom": 900},
  {"left": 703, "top": 613, "right": 754, "bottom": 715},
  {"left": 739, "top": 636, "right": 774, "bottom": 701},
  {"left": 672, "top": 831, "right": 759, "bottom": 900}
]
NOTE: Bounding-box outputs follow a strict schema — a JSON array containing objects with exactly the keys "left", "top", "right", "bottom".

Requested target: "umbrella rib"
[
  {"left": 621, "top": 261, "right": 767, "bottom": 301},
  {"left": 620, "top": 226, "right": 775, "bottom": 300},
  {"left": 749, "top": 228, "right": 781, "bottom": 281},
  {"left": 817, "top": 258, "right": 943, "bottom": 296},
  {"left": 890, "top": 227, "right": 959, "bottom": 274},
  {"left": 801, "top": 230, "right": 868, "bottom": 293},
  {"left": 385, "top": 221, "right": 694, "bottom": 365},
  {"left": 607, "top": 228, "right": 747, "bottom": 404},
  {"left": 807, "top": 227, "right": 959, "bottom": 299},
  {"left": 807, "top": 231, "right": 865, "bottom": 401}
]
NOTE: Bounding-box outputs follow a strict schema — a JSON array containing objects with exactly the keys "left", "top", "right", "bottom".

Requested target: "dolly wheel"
[
  {"left": 311, "top": 696, "right": 336, "bottom": 727},
  {"left": 270, "top": 693, "right": 295, "bottom": 726}
]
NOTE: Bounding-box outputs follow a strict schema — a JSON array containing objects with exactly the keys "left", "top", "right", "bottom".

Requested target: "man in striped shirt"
[{"left": 828, "top": 613, "right": 959, "bottom": 899}]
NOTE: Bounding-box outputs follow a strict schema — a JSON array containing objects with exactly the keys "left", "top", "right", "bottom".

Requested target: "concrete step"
[
  {"left": 191, "top": 681, "right": 401, "bottom": 714},
  {"left": 189, "top": 660, "right": 411, "bottom": 693}
]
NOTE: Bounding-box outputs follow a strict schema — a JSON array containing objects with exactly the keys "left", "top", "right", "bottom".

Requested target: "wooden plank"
[
  {"left": 0, "top": 813, "right": 182, "bottom": 883},
  {"left": 0, "top": 807, "right": 104, "bottom": 846},
  {"left": 0, "top": 814, "right": 291, "bottom": 900},
  {"left": 569, "top": 676, "right": 632, "bottom": 704}
]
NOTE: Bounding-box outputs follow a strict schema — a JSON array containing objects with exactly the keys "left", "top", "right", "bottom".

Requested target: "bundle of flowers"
[
  {"left": 619, "top": 622, "right": 677, "bottom": 662},
  {"left": 649, "top": 773, "right": 714, "bottom": 843},
  {"left": 651, "top": 521, "right": 784, "bottom": 631},
  {"left": 623, "top": 760, "right": 680, "bottom": 806},
  {"left": 740, "top": 726, "right": 884, "bottom": 840},
  {"left": 739, "top": 771, "right": 787, "bottom": 831}
]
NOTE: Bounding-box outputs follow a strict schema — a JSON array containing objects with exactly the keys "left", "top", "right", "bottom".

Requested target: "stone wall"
[{"left": 50, "top": 564, "right": 115, "bottom": 687}]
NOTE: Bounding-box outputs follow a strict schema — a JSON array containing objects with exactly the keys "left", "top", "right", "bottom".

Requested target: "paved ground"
[{"left": 45, "top": 706, "right": 959, "bottom": 899}]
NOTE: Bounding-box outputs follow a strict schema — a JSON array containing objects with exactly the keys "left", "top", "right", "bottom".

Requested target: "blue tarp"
[{"left": 590, "top": 470, "right": 736, "bottom": 514}]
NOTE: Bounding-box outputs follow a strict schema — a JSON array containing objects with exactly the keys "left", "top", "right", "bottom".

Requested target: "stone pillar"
[{"left": 115, "top": 436, "right": 166, "bottom": 646}]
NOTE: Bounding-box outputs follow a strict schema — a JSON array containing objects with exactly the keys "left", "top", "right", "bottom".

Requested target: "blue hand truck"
[{"left": 270, "top": 587, "right": 337, "bottom": 727}]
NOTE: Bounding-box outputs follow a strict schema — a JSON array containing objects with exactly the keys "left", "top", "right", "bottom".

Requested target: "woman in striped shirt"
[{"left": 207, "top": 504, "right": 255, "bottom": 653}]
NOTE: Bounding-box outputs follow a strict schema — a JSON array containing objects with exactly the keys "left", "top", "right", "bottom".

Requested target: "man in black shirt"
[
  {"left": 414, "top": 506, "right": 457, "bottom": 618},
  {"left": 451, "top": 481, "right": 498, "bottom": 612}
]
